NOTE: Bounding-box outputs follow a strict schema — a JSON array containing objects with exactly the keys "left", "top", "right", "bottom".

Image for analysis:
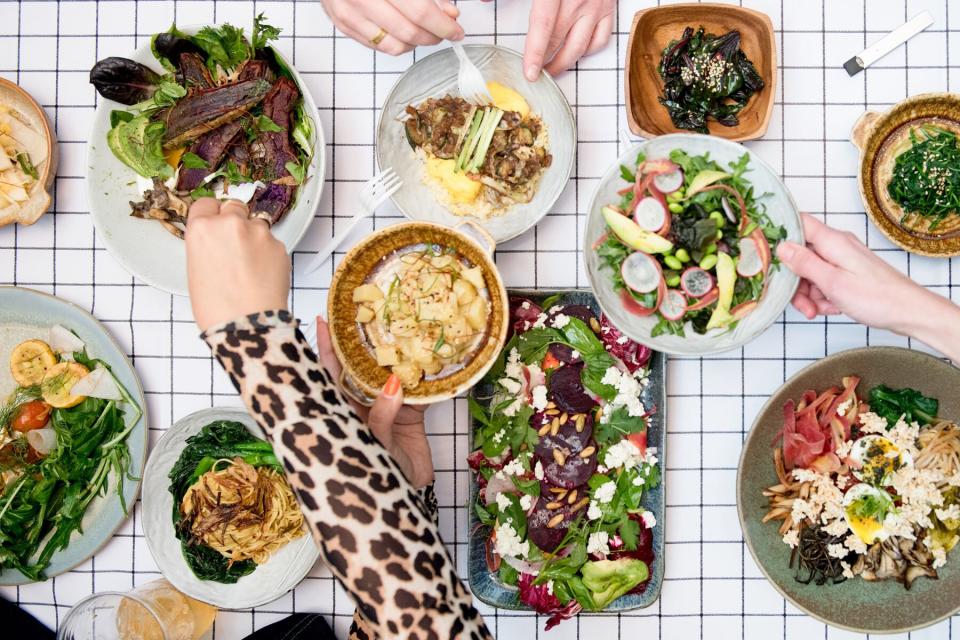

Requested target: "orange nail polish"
[{"left": 384, "top": 374, "right": 401, "bottom": 397}]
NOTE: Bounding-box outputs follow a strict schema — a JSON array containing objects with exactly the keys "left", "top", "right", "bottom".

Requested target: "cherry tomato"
[
  {"left": 12, "top": 400, "right": 52, "bottom": 432},
  {"left": 541, "top": 351, "right": 561, "bottom": 371},
  {"left": 628, "top": 430, "right": 647, "bottom": 454}
]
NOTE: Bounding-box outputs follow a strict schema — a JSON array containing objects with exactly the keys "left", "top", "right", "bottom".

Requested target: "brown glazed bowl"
[
  {"left": 327, "top": 221, "right": 508, "bottom": 406},
  {"left": 738, "top": 347, "right": 960, "bottom": 633},
  {"left": 624, "top": 3, "right": 776, "bottom": 141},
  {"left": 851, "top": 93, "right": 960, "bottom": 257},
  {"left": 0, "top": 77, "right": 56, "bottom": 227}
]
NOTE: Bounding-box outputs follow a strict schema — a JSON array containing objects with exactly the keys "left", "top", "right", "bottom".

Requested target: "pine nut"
[
  {"left": 546, "top": 502, "right": 563, "bottom": 510},
  {"left": 545, "top": 408, "right": 560, "bottom": 416},
  {"left": 580, "top": 446, "right": 596, "bottom": 458},
  {"left": 546, "top": 513, "right": 564, "bottom": 528},
  {"left": 573, "top": 497, "right": 590, "bottom": 511},
  {"left": 575, "top": 414, "right": 585, "bottom": 432},
  {"left": 549, "top": 487, "right": 567, "bottom": 495},
  {"left": 550, "top": 418, "right": 561, "bottom": 436},
  {"left": 590, "top": 318, "right": 601, "bottom": 333},
  {"left": 559, "top": 413, "right": 568, "bottom": 425},
  {"left": 567, "top": 489, "right": 578, "bottom": 504},
  {"left": 538, "top": 423, "right": 551, "bottom": 436},
  {"left": 552, "top": 449, "right": 566, "bottom": 466}
]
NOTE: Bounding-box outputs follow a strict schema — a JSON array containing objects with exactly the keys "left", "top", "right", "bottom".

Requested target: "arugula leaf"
[
  {"left": 257, "top": 114, "right": 284, "bottom": 133},
  {"left": 559, "top": 317, "right": 604, "bottom": 356},
  {"left": 516, "top": 327, "right": 562, "bottom": 363},
  {"left": 594, "top": 406, "right": 647, "bottom": 445},
  {"left": 511, "top": 475, "right": 540, "bottom": 497},
  {"left": 251, "top": 13, "right": 281, "bottom": 50},
  {"left": 180, "top": 152, "right": 208, "bottom": 169},
  {"left": 190, "top": 186, "right": 215, "bottom": 199},
  {"left": 581, "top": 354, "right": 617, "bottom": 402},
  {"left": 191, "top": 23, "right": 251, "bottom": 73},
  {"left": 619, "top": 164, "right": 636, "bottom": 184},
  {"left": 150, "top": 81, "right": 187, "bottom": 109},
  {"left": 619, "top": 517, "right": 641, "bottom": 551},
  {"left": 499, "top": 561, "right": 519, "bottom": 586},
  {"left": 500, "top": 494, "right": 528, "bottom": 539},
  {"left": 474, "top": 501, "right": 496, "bottom": 527}
]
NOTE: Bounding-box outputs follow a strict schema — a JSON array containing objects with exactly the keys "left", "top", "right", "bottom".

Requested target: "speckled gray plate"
[
  {"left": 467, "top": 289, "right": 666, "bottom": 612},
  {"left": 738, "top": 347, "right": 960, "bottom": 634},
  {"left": 0, "top": 286, "right": 147, "bottom": 585},
  {"left": 141, "top": 407, "right": 320, "bottom": 609},
  {"left": 583, "top": 134, "right": 803, "bottom": 356},
  {"left": 376, "top": 45, "right": 575, "bottom": 243}
]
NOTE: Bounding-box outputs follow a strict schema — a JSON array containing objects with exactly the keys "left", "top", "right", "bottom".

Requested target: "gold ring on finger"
[{"left": 370, "top": 27, "right": 388, "bottom": 46}]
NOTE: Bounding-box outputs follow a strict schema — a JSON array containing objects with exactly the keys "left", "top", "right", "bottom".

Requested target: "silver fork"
[
  {"left": 303, "top": 168, "right": 401, "bottom": 275},
  {"left": 452, "top": 44, "right": 493, "bottom": 105}
]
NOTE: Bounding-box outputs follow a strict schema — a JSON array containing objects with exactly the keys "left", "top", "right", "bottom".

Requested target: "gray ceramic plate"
[
  {"left": 86, "top": 27, "right": 325, "bottom": 296},
  {"left": 0, "top": 286, "right": 147, "bottom": 585},
  {"left": 141, "top": 407, "right": 320, "bottom": 609},
  {"left": 467, "top": 289, "right": 666, "bottom": 612},
  {"left": 376, "top": 45, "right": 575, "bottom": 243},
  {"left": 583, "top": 134, "right": 802, "bottom": 356},
  {"left": 738, "top": 347, "right": 960, "bottom": 634}
]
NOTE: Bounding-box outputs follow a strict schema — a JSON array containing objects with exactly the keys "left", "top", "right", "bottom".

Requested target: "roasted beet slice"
[
  {"left": 547, "top": 304, "right": 597, "bottom": 328},
  {"left": 509, "top": 296, "right": 542, "bottom": 335},
  {"left": 549, "top": 364, "right": 597, "bottom": 414},
  {"left": 533, "top": 414, "right": 594, "bottom": 460},
  {"left": 599, "top": 313, "right": 652, "bottom": 373},
  {"left": 527, "top": 487, "right": 580, "bottom": 552},
  {"left": 548, "top": 343, "right": 578, "bottom": 364},
  {"left": 539, "top": 441, "right": 598, "bottom": 489}
]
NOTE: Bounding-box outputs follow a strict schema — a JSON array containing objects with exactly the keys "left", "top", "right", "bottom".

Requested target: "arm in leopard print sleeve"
[{"left": 201, "top": 310, "right": 492, "bottom": 640}]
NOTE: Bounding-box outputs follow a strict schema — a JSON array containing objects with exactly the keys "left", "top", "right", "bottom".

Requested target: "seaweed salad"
[{"left": 89, "top": 14, "right": 314, "bottom": 238}]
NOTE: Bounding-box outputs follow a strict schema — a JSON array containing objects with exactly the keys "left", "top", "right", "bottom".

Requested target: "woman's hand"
[
  {"left": 520, "top": 0, "right": 615, "bottom": 81},
  {"left": 319, "top": 0, "right": 464, "bottom": 56},
  {"left": 185, "top": 199, "right": 290, "bottom": 332},
  {"left": 314, "top": 317, "right": 436, "bottom": 488},
  {"left": 777, "top": 213, "right": 960, "bottom": 361}
]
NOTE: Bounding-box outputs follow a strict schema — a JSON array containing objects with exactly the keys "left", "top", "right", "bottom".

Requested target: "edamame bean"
[
  {"left": 709, "top": 210, "right": 725, "bottom": 227},
  {"left": 666, "top": 191, "right": 684, "bottom": 203},
  {"left": 674, "top": 248, "right": 690, "bottom": 263},
  {"left": 668, "top": 202, "right": 684, "bottom": 214},
  {"left": 666, "top": 274, "right": 681, "bottom": 287},
  {"left": 705, "top": 243, "right": 718, "bottom": 254},
  {"left": 715, "top": 229, "right": 723, "bottom": 240},
  {"left": 699, "top": 254, "right": 718, "bottom": 270},
  {"left": 664, "top": 255, "right": 683, "bottom": 270}
]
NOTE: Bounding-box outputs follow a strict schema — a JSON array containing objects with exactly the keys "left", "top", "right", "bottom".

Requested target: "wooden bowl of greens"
[
  {"left": 851, "top": 93, "right": 960, "bottom": 257},
  {"left": 624, "top": 4, "right": 776, "bottom": 141}
]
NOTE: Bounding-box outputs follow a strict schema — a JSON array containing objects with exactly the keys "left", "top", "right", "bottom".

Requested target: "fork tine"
[{"left": 372, "top": 175, "right": 402, "bottom": 196}]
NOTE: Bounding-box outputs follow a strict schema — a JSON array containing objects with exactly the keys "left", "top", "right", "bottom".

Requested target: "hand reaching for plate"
[
  {"left": 318, "top": 0, "right": 464, "bottom": 55},
  {"left": 777, "top": 213, "right": 960, "bottom": 361},
  {"left": 516, "top": 0, "right": 615, "bottom": 81},
  {"left": 313, "top": 317, "right": 436, "bottom": 489}
]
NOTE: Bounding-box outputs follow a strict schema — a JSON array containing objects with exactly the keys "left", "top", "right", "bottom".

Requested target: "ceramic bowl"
[
  {"left": 583, "top": 134, "right": 802, "bottom": 356},
  {"left": 738, "top": 347, "right": 960, "bottom": 634},
  {"left": 0, "top": 286, "right": 147, "bottom": 585},
  {"left": 141, "top": 407, "right": 320, "bottom": 608},
  {"left": 376, "top": 44, "right": 575, "bottom": 243},
  {"left": 0, "top": 77, "right": 57, "bottom": 227},
  {"left": 86, "top": 27, "right": 325, "bottom": 296},
  {"left": 327, "top": 221, "right": 508, "bottom": 405},
  {"left": 851, "top": 92, "right": 960, "bottom": 257},
  {"left": 625, "top": 3, "right": 776, "bottom": 141}
]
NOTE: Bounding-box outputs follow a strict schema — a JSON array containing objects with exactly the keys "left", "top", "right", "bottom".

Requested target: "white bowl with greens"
[{"left": 86, "top": 17, "right": 324, "bottom": 296}]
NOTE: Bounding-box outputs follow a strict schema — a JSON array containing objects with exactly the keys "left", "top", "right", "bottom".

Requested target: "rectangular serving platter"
[{"left": 466, "top": 288, "right": 666, "bottom": 612}]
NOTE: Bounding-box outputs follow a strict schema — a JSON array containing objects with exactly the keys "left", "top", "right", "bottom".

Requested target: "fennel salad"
[
  {"left": 594, "top": 149, "right": 786, "bottom": 338},
  {"left": 469, "top": 295, "right": 659, "bottom": 630},
  {"left": 89, "top": 14, "right": 315, "bottom": 238}
]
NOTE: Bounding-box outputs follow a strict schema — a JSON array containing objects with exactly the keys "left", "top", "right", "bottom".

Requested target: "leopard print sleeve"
[{"left": 201, "top": 310, "right": 491, "bottom": 640}]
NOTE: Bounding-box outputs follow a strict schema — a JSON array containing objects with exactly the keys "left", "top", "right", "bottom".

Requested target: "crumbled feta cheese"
[
  {"left": 841, "top": 560, "right": 855, "bottom": 579},
  {"left": 531, "top": 385, "right": 548, "bottom": 411},
  {"left": 492, "top": 430, "right": 505, "bottom": 444},
  {"left": 534, "top": 460, "right": 544, "bottom": 481},
  {"left": 601, "top": 366, "right": 621, "bottom": 387},
  {"left": 520, "top": 494, "right": 534, "bottom": 511},
  {"left": 599, "top": 366, "right": 646, "bottom": 417},
  {"left": 495, "top": 458, "right": 526, "bottom": 480},
  {"left": 546, "top": 580, "right": 554, "bottom": 595},
  {"left": 552, "top": 313, "right": 570, "bottom": 329},
  {"left": 616, "top": 334, "right": 628, "bottom": 344},
  {"left": 502, "top": 398, "right": 523, "bottom": 417},
  {"left": 844, "top": 533, "right": 868, "bottom": 555},
  {"left": 604, "top": 439, "right": 643, "bottom": 470},
  {"left": 587, "top": 531, "right": 610, "bottom": 557},
  {"left": 782, "top": 530, "right": 799, "bottom": 548},
  {"left": 587, "top": 500, "right": 602, "bottom": 521},
  {"left": 632, "top": 475, "right": 646, "bottom": 487},
  {"left": 596, "top": 465, "right": 608, "bottom": 474},
  {"left": 500, "top": 377, "right": 522, "bottom": 395},
  {"left": 531, "top": 313, "right": 548, "bottom": 329},
  {"left": 521, "top": 301, "right": 531, "bottom": 309},
  {"left": 496, "top": 493, "right": 512, "bottom": 511},
  {"left": 827, "top": 543, "right": 847, "bottom": 559},
  {"left": 495, "top": 520, "right": 530, "bottom": 558},
  {"left": 571, "top": 350, "right": 580, "bottom": 360},
  {"left": 595, "top": 481, "right": 616, "bottom": 505},
  {"left": 641, "top": 510, "right": 657, "bottom": 529}
]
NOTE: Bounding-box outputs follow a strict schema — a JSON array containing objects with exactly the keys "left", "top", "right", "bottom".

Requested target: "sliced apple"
[{"left": 602, "top": 206, "right": 673, "bottom": 254}]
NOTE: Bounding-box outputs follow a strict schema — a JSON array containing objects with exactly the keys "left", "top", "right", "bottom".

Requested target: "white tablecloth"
[{"left": 1, "top": 0, "right": 957, "bottom": 638}]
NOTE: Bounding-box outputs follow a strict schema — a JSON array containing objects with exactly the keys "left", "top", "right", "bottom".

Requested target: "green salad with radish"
[{"left": 594, "top": 150, "right": 786, "bottom": 337}]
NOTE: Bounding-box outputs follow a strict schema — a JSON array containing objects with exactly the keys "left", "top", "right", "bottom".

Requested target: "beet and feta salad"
[
  {"left": 594, "top": 149, "right": 786, "bottom": 337},
  {"left": 468, "top": 295, "right": 660, "bottom": 628}
]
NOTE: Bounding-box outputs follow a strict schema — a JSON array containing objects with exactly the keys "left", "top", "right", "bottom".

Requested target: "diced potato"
[
  {"left": 435, "top": 343, "right": 456, "bottom": 360},
  {"left": 375, "top": 345, "right": 399, "bottom": 367},
  {"left": 356, "top": 305, "right": 375, "bottom": 323},
  {"left": 462, "top": 266, "right": 485, "bottom": 290},
  {"left": 430, "top": 254, "right": 454, "bottom": 269},
  {"left": 418, "top": 300, "right": 455, "bottom": 323},
  {"left": 447, "top": 317, "right": 469, "bottom": 340},
  {"left": 393, "top": 362, "right": 422, "bottom": 389},
  {"left": 453, "top": 278, "right": 477, "bottom": 305},
  {"left": 353, "top": 284, "right": 384, "bottom": 303},
  {"left": 411, "top": 343, "right": 438, "bottom": 365},
  {"left": 390, "top": 317, "right": 418, "bottom": 337},
  {"left": 422, "top": 359, "right": 443, "bottom": 375},
  {"left": 466, "top": 296, "right": 488, "bottom": 330}
]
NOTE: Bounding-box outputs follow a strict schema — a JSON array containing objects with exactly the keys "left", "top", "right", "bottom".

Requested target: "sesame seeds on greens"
[{"left": 888, "top": 125, "right": 960, "bottom": 230}]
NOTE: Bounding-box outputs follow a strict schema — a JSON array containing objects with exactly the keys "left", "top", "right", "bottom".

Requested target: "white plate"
[
  {"left": 86, "top": 29, "right": 325, "bottom": 296},
  {"left": 583, "top": 134, "right": 803, "bottom": 356},
  {"left": 376, "top": 44, "right": 575, "bottom": 244},
  {"left": 141, "top": 407, "right": 320, "bottom": 609}
]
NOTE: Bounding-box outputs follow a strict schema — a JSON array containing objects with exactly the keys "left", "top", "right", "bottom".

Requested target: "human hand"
[
  {"left": 518, "top": 0, "right": 615, "bottom": 81},
  {"left": 185, "top": 198, "right": 290, "bottom": 332},
  {"left": 319, "top": 0, "right": 464, "bottom": 56},
  {"left": 314, "top": 317, "right": 436, "bottom": 488},
  {"left": 776, "top": 214, "right": 960, "bottom": 360}
]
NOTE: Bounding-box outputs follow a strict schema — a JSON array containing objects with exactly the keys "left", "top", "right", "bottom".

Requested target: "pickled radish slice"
[
  {"left": 653, "top": 170, "right": 683, "bottom": 193},
  {"left": 659, "top": 289, "right": 687, "bottom": 321},
  {"left": 634, "top": 197, "right": 667, "bottom": 231},
  {"left": 621, "top": 252, "right": 663, "bottom": 294},
  {"left": 680, "top": 267, "right": 714, "bottom": 298}
]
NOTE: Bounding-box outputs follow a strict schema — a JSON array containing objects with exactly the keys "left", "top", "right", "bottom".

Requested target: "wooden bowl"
[
  {"left": 327, "top": 221, "right": 508, "bottom": 406},
  {"left": 0, "top": 77, "right": 56, "bottom": 226},
  {"left": 851, "top": 93, "right": 960, "bottom": 257},
  {"left": 625, "top": 3, "right": 776, "bottom": 142}
]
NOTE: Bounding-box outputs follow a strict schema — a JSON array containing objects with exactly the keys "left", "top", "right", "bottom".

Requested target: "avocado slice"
[
  {"left": 685, "top": 169, "right": 730, "bottom": 197},
  {"left": 706, "top": 252, "right": 736, "bottom": 330},
  {"left": 581, "top": 558, "right": 649, "bottom": 610},
  {"left": 108, "top": 114, "right": 173, "bottom": 180},
  {"left": 602, "top": 206, "right": 673, "bottom": 254}
]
